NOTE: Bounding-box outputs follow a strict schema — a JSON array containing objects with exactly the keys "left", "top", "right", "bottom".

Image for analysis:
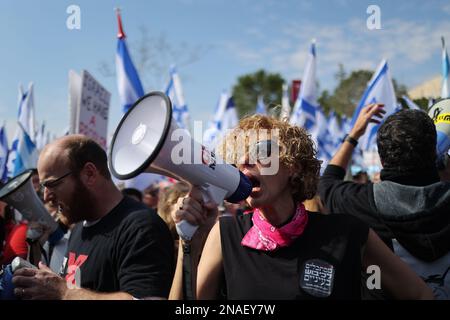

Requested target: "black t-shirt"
[
  {"left": 220, "top": 212, "right": 369, "bottom": 300},
  {"left": 61, "top": 196, "right": 174, "bottom": 298}
]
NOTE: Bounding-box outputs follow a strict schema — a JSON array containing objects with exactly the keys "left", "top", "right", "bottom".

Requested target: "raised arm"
[{"left": 330, "top": 103, "right": 385, "bottom": 169}]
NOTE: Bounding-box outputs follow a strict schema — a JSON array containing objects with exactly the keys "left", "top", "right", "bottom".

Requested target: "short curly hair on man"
[
  {"left": 217, "top": 114, "right": 321, "bottom": 203},
  {"left": 377, "top": 109, "right": 437, "bottom": 172}
]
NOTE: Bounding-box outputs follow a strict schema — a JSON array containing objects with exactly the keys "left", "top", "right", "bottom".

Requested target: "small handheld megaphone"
[
  {"left": 109, "top": 91, "right": 252, "bottom": 240},
  {"left": 428, "top": 99, "right": 450, "bottom": 169},
  {"left": 0, "top": 170, "right": 65, "bottom": 245}
]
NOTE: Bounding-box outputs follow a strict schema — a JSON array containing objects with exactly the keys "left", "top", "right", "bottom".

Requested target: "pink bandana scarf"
[{"left": 241, "top": 203, "right": 308, "bottom": 251}]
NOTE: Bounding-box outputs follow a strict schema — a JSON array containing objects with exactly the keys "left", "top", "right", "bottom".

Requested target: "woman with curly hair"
[{"left": 170, "top": 114, "right": 433, "bottom": 300}]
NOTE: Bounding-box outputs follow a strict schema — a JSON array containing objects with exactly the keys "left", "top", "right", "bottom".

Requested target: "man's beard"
[{"left": 63, "top": 177, "right": 96, "bottom": 224}]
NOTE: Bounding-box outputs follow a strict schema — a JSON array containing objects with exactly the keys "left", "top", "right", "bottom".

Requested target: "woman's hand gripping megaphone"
[{"left": 172, "top": 185, "right": 219, "bottom": 242}]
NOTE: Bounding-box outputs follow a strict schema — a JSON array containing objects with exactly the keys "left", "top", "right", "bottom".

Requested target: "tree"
[
  {"left": 318, "top": 66, "right": 408, "bottom": 116},
  {"left": 411, "top": 97, "right": 430, "bottom": 111},
  {"left": 232, "top": 70, "right": 285, "bottom": 118}
]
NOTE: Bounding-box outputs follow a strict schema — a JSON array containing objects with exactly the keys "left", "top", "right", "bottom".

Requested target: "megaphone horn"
[
  {"left": 428, "top": 99, "right": 450, "bottom": 168},
  {"left": 109, "top": 91, "right": 252, "bottom": 240},
  {"left": 0, "top": 170, "right": 65, "bottom": 244}
]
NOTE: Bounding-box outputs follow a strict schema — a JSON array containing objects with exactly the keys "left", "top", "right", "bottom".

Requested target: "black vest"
[{"left": 220, "top": 212, "right": 369, "bottom": 300}]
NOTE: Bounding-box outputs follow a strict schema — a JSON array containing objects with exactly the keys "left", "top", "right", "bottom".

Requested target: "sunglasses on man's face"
[{"left": 248, "top": 140, "right": 279, "bottom": 162}]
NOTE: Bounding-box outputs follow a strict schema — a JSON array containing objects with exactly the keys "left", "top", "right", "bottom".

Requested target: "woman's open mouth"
[{"left": 247, "top": 175, "right": 261, "bottom": 196}]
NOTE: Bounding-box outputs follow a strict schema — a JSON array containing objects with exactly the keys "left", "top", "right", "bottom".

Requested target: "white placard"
[{"left": 71, "top": 70, "right": 111, "bottom": 149}]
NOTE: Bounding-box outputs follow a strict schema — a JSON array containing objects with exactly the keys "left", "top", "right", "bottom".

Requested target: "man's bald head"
[{"left": 40, "top": 135, "right": 111, "bottom": 180}]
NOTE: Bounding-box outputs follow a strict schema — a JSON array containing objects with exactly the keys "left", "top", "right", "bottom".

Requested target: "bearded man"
[{"left": 12, "top": 135, "right": 174, "bottom": 300}]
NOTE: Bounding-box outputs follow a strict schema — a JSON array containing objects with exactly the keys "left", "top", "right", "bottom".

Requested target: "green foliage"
[
  {"left": 411, "top": 98, "right": 430, "bottom": 111},
  {"left": 319, "top": 66, "right": 408, "bottom": 116},
  {"left": 232, "top": 69, "right": 285, "bottom": 118}
]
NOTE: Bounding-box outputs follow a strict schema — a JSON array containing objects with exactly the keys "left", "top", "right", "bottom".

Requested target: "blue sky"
[{"left": 1, "top": 0, "right": 450, "bottom": 141}]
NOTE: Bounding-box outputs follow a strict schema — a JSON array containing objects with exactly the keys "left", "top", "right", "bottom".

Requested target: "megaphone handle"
[
  {"left": 175, "top": 183, "right": 228, "bottom": 241},
  {"left": 175, "top": 220, "right": 199, "bottom": 242}
]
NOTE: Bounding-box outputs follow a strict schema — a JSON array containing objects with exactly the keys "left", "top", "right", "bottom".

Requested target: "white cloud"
[
  {"left": 222, "top": 41, "right": 264, "bottom": 64},
  {"left": 223, "top": 16, "right": 450, "bottom": 90}
]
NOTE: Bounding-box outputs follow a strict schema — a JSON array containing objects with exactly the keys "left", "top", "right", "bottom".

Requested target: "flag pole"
[{"left": 115, "top": 7, "right": 126, "bottom": 39}]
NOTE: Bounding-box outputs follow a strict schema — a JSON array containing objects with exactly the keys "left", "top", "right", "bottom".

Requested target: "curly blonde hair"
[{"left": 217, "top": 114, "right": 321, "bottom": 203}]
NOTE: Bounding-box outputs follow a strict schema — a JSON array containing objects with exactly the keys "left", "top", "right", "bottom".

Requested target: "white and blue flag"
[
  {"left": 203, "top": 91, "right": 229, "bottom": 149},
  {"left": 203, "top": 91, "right": 238, "bottom": 150},
  {"left": 290, "top": 41, "right": 318, "bottom": 132},
  {"left": 8, "top": 83, "right": 36, "bottom": 178},
  {"left": 442, "top": 37, "right": 450, "bottom": 99},
  {"left": 115, "top": 9, "right": 145, "bottom": 114},
  {"left": 35, "top": 121, "right": 47, "bottom": 150},
  {"left": 314, "top": 108, "right": 335, "bottom": 169},
  {"left": 17, "top": 83, "right": 36, "bottom": 140},
  {"left": 165, "top": 65, "right": 190, "bottom": 129},
  {"left": 13, "top": 123, "right": 38, "bottom": 177},
  {"left": 402, "top": 95, "right": 421, "bottom": 110},
  {"left": 0, "top": 125, "right": 9, "bottom": 182},
  {"left": 221, "top": 96, "right": 239, "bottom": 133},
  {"left": 256, "top": 95, "right": 266, "bottom": 115},
  {"left": 351, "top": 60, "right": 397, "bottom": 151},
  {"left": 328, "top": 111, "right": 344, "bottom": 151}
]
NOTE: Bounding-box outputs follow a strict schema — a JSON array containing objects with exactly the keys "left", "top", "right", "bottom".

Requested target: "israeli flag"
[
  {"left": 17, "top": 83, "right": 36, "bottom": 140},
  {"left": 315, "top": 108, "right": 335, "bottom": 167},
  {"left": 221, "top": 96, "right": 239, "bottom": 132},
  {"left": 13, "top": 123, "right": 38, "bottom": 177},
  {"left": 256, "top": 95, "right": 267, "bottom": 115},
  {"left": 290, "top": 41, "right": 318, "bottom": 132},
  {"left": 203, "top": 92, "right": 238, "bottom": 150},
  {"left": 328, "top": 111, "right": 344, "bottom": 150},
  {"left": 402, "top": 95, "right": 421, "bottom": 110},
  {"left": 341, "top": 115, "right": 352, "bottom": 136},
  {"left": 280, "top": 83, "right": 291, "bottom": 120},
  {"left": 115, "top": 10, "right": 144, "bottom": 114},
  {"left": 0, "top": 125, "right": 9, "bottom": 182},
  {"left": 7, "top": 84, "right": 35, "bottom": 178},
  {"left": 165, "top": 65, "right": 190, "bottom": 129},
  {"left": 351, "top": 60, "right": 397, "bottom": 151},
  {"left": 203, "top": 91, "right": 229, "bottom": 149},
  {"left": 442, "top": 37, "right": 450, "bottom": 99},
  {"left": 35, "top": 121, "right": 47, "bottom": 150}
]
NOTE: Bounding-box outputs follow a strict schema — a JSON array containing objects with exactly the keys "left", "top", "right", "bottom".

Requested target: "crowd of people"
[{"left": 0, "top": 102, "right": 449, "bottom": 300}]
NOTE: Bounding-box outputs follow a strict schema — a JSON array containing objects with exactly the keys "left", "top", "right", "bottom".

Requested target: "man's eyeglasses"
[{"left": 39, "top": 171, "right": 72, "bottom": 193}]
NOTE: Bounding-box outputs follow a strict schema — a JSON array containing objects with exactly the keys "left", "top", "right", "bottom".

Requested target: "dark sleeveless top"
[{"left": 220, "top": 212, "right": 369, "bottom": 300}]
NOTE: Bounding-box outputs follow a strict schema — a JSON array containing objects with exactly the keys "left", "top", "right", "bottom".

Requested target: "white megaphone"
[
  {"left": 109, "top": 91, "right": 252, "bottom": 240},
  {"left": 429, "top": 99, "right": 450, "bottom": 169},
  {"left": 0, "top": 170, "right": 65, "bottom": 245}
]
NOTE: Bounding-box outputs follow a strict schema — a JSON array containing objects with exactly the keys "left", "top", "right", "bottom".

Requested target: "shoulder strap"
[{"left": 182, "top": 242, "right": 194, "bottom": 300}]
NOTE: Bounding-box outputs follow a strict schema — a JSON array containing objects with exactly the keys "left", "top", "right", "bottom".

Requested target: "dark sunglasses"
[{"left": 248, "top": 140, "right": 278, "bottom": 161}]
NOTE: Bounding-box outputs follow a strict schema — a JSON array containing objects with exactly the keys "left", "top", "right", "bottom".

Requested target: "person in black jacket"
[
  {"left": 169, "top": 114, "right": 433, "bottom": 300},
  {"left": 319, "top": 103, "right": 450, "bottom": 299}
]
